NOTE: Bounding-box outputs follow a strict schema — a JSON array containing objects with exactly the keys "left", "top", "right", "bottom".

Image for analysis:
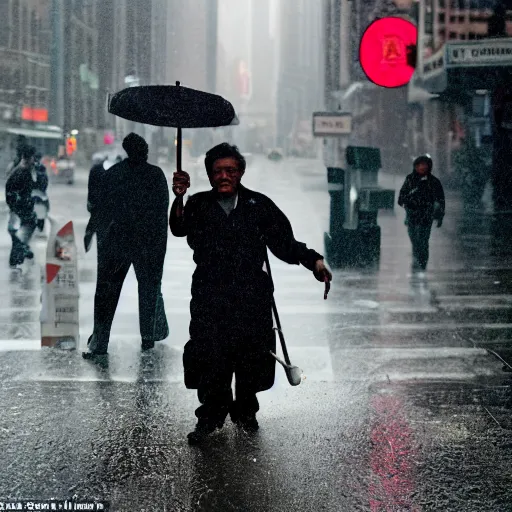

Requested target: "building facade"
[
  {"left": 276, "top": 0, "right": 324, "bottom": 155},
  {"left": 62, "top": 0, "right": 100, "bottom": 154},
  {"left": 0, "top": 0, "right": 59, "bottom": 173},
  {"left": 0, "top": 1, "right": 52, "bottom": 130},
  {"left": 323, "top": 0, "right": 414, "bottom": 171},
  {"left": 415, "top": 0, "right": 512, "bottom": 197},
  {"left": 426, "top": 0, "right": 512, "bottom": 53}
]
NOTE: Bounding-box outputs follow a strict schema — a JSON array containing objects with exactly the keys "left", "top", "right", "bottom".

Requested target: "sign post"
[
  {"left": 312, "top": 112, "right": 353, "bottom": 137},
  {"left": 40, "top": 220, "right": 80, "bottom": 350}
]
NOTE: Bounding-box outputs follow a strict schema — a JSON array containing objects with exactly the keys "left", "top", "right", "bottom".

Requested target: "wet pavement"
[{"left": 0, "top": 156, "right": 511, "bottom": 511}]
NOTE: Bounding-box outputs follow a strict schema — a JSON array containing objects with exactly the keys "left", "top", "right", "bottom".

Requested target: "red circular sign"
[{"left": 359, "top": 17, "right": 417, "bottom": 88}]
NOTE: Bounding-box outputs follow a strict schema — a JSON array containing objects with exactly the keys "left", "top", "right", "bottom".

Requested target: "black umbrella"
[{"left": 108, "top": 81, "right": 239, "bottom": 171}]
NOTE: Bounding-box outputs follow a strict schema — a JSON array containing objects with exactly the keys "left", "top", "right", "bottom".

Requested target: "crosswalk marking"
[{"left": 1, "top": 156, "right": 511, "bottom": 384}]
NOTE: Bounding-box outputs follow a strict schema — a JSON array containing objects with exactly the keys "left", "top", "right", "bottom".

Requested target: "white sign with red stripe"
[{"left": 40, "top": 220, "right": 80, "bottom": 350}]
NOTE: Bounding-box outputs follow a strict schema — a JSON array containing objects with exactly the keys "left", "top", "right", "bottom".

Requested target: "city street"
[{"left": 0, "top": 155, "right": 511, "bottom": 511}]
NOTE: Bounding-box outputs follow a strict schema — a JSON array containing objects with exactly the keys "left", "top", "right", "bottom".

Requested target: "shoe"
[
  {"left": 83, "top": 334, "right": 108, "bottom": 358},
  {"left": 82, "top": 349, "right": 108, "bottom": 359},
  {"left": 24, "top": 250, "right": 34, "bottom": 260},
  {"left": 187, "top": 420, "right": 223, "bottom": 445},
  {"left": 234, "top": 414, "right": 259, "bottom": 432},
  {"left": 141, "top": 339, "right": 155, "bottom": 351}
]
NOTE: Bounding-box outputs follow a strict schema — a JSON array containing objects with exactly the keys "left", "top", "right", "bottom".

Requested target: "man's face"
[
  {"left": 415, "top": 162, "right": 429, "bottom": 176},
  {"left": 21, "top": 156, "right": 35, "bottom": 169},
  {"left": 209, "top": 157, "right": 244, "bottom": 197}
]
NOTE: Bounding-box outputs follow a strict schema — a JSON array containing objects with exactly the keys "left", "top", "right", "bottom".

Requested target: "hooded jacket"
[{"left": 398, "top": 162, "right": 445, "bottom": 226}]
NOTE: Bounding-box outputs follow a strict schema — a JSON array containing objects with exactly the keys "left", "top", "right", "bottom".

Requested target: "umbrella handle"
[{"left": 176, "top": 126, "right": 182, "bottom": 172}]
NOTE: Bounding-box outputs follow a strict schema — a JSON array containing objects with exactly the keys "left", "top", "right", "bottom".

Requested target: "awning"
[
  {"left": 5, "top": 127, "right": 63, "bottom": 139},
  {"left": 418, "top": 38, "right": 512, "bottom": 95}
]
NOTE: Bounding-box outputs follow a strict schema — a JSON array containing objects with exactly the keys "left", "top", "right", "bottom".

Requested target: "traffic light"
[
  {"left": 360, "top": 17, "right": 418, "bottom": 88},
  {"left": 66, "top": 136, "right": 77, "bottom": 156}
]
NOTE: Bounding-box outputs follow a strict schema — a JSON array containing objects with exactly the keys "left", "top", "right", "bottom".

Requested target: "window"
[
  {"left": 469, "top": 32, "right": 476, "bottom": 39},
  {"left": 439, "top": 13, "right": 445, "bottom": 22},
  {"left": 460, "top": 33, "right": 466, "bottom": 39},
  {"left": 31, "top": 11, "right": 38, "bottom": 53},
  {"left": 449, "top": 32, "right": 457, "bottom": 39},
  {"left": 472, "top": 94, "right": 487, "bottom": 117},
  {"left": 22, "top": 5, "right": 29, "bottom": 51},
  {"left": 425, "top": 11, "right": 433, "bottom": 35},
  {"left": 0, "top": 2, "right": 8, "bottom": 47}
]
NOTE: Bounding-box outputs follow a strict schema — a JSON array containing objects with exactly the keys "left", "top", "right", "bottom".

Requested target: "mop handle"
[{"left": 264, "top": 251, "right": 292, "bottom": 366}]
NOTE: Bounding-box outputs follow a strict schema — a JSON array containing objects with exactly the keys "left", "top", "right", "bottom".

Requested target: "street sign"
[
  {"left": 312, "top": 112, "right": 352, "bottom": 137},
  {"left": 446, "top": 40, "right": 512, "bottom": 67},
  {"left": 359, "top": 17, "right": 417, "bottom": 88},
  {"left": 41, "top": 220, "right": 80, "bottom": 350}
]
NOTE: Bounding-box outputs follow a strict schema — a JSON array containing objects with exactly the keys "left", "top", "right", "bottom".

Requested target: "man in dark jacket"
[
  {"left": 5, "top": 145, "right": 39, "bottom": 267},
  {"left": 83, "top": 133, "right": 170, "bottom": 358},
  {"left": 170, "top": 143, "right": 332, "bottom": 444},
  {"left": 398, "top": 154, "right": 445, "bottom": 272}
]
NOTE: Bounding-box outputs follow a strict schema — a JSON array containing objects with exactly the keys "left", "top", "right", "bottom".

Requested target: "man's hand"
[
  {"left": 313, "top": 259, "right": 332, "bottom": 300},
  {"left": 437, "top": 218, "right": 443, "bottom": 228},
  {"left": 172, "top": 171, "right": 190, "bottom": 197},
  {"left": 84, "top": 230, "right": 94, "bottom": 253}
]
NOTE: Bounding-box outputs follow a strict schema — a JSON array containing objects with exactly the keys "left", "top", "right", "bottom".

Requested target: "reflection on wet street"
[{"left": 0, "top": 157, "right": 511, "bottom": 511}]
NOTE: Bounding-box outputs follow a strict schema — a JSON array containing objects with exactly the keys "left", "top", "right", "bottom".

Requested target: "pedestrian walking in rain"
[
  {"left": 83, "top": 133, "right": 170, "bottom": 358},
  {"left": 169, "top": 142, "right": 332, "bottom": 444},
  {"left": 398, "top": 154, "right": 445, "bottom": 273},
  {"left": 5, "top": 145, "right": 40, "bottom": 268}
]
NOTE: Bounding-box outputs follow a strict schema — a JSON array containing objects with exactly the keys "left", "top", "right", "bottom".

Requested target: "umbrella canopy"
[{"left": 108, "top": 83, "right": 239, "bottom": 128}]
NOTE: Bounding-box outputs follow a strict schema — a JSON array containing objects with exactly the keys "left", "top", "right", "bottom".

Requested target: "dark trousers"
[
  {"left": 186, "top": 279, "right": 276, "bottom": 426},
  {"left": 89, "top": 233, "right": 168, "bottom": 352},
  {"left": 407, "top": 222, "right": 432, "bottom": 270},
  {"left": 8, "top": 214, "right": 36, "bottom": 266},
  {"left": 194, "top": 342, "right": 262, "bottom": 426}
]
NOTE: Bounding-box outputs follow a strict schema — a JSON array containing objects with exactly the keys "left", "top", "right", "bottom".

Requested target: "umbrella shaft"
[{"left": 177, "top": 127, "right": 182, "bottom": 171}]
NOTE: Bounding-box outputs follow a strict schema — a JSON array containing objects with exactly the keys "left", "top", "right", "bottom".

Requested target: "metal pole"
[
  {"left": 176, "top": 127, "right": 182, "bottom": 171},
  {"left": 50, "top": 0, "right": 64, "bottom": 129},
  {"left": 175, "top": 81, "right": 182, "bottom": 171}
]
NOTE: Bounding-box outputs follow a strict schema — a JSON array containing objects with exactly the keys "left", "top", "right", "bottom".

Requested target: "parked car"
[{"left": 268, "top": 148, "right": 283, "bottom": 162}]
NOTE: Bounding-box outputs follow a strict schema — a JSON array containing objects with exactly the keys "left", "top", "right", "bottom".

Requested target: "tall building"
[
  {"left": 216, "top": 0, "right": 251, "bottom": 149},
  {"left": 0, "top": 1, "right": 52, "bottom": 128},
  {"left": 276, "top": 0, "right": 324, "bottom": 155},
  {"left": 246, "top": 0, "right": 277, "bottom": 150},
  {"left": 165, "top": 1, "right": 211, "bottom": 90},
  {"left": 160, "top": 0, "right": 218, "bottom": 156},
  {"left": 94, "top": 0, "right": 157, "bottom": 154},
  {"left": 62, "top": 0, "right": 100, "bottom": 154},
  {"left": 0, "top": 1, "right": 59, "bottom": 173}
]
